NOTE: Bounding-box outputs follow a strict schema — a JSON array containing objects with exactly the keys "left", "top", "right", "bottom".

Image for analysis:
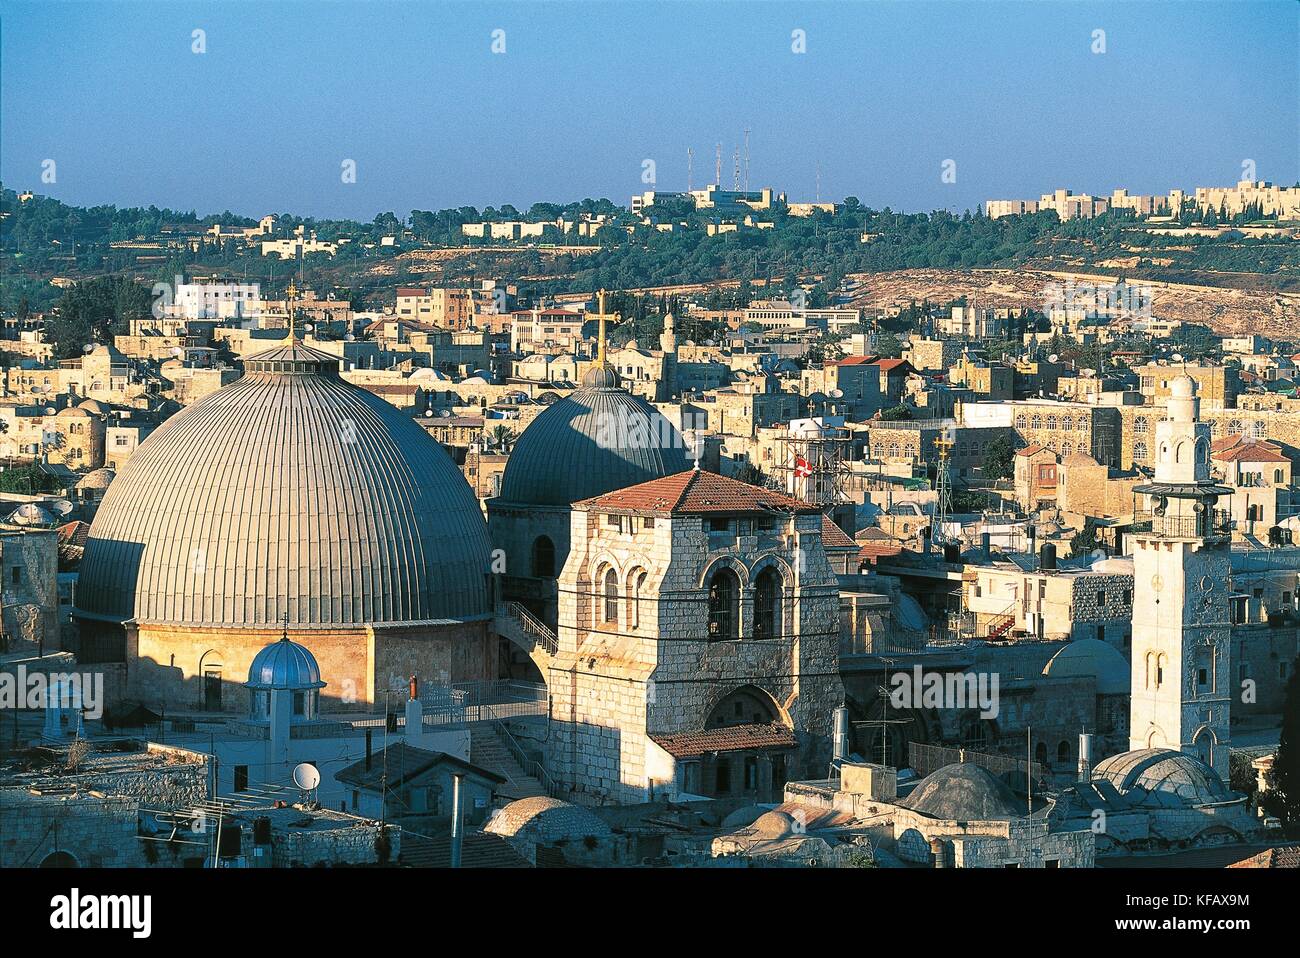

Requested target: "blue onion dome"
[{"left": 245, "top": 635, "right": 326, "bottom": 691}]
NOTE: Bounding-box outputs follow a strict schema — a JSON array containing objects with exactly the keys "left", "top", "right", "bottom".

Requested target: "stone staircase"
[{"left": 470, "top": 723, "right": 547, "bottom": 801}]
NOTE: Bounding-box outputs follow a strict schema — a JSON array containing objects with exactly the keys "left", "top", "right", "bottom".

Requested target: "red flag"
[{"left": 794, "top": 455, "right": 812, "bottom": 478}]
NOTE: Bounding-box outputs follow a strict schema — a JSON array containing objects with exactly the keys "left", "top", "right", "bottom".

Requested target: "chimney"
[
  {"left": 404, "top": 674, "right": 424, "bottom": 742},
  {"left": 1077, "top": 733, "right": 1094, "bottom": 783}
]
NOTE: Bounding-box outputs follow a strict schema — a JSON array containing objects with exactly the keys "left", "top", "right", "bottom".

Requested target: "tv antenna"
[
  {"left": 687, "top": 147, "right": 694, "bottom": 193},
  {"left": 743, "top": 128, "right": 751, "bottom": 191}
]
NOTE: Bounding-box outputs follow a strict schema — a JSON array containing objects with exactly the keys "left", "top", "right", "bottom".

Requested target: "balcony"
[{"left": 1131, "top": 509, "right": 1231, "bottom": 540}]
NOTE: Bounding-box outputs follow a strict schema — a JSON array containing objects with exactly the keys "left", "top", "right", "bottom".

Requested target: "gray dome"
[
  {"left": 75, "top": 343, "right": 491, "bottom": 628},
  {"left": 484, "top": 796, "right": 612, "bottom": 841},
  {"left": 1043, "top": 639, "right": 1130, "bottom": 695},
  {"left": 245, "top": 636, "right": 326, "bottom": 690},
  {"left": 1091, "top": 748, "right": 1230, "bottom": 806},
  {"left": 900, "top": 763, "right": 1024, "bottom": 821},
  {"left": 497, "top": 379, "right": 689, "bottom": 507}
]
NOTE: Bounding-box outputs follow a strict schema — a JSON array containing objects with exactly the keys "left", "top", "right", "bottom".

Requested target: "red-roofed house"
[
  {"left": 547, "top": 468, "right": 844, "bottom": 803},
  {"left": 1212, "top": 440, "right": 1294, "bottom": 538}
]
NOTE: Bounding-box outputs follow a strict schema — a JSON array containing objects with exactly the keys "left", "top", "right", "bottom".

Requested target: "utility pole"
[
  {"left": 687, "top": 147, "right": 694, "bottom": 193},
  {"left": 715, "top": 143, "right": 722, "bottom": 187}
]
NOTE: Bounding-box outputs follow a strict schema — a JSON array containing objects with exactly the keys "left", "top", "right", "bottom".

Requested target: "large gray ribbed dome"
[
  {"left": 497, "top": 370, "right": 689, "bottom": 507},
  {"left": 75, "top": 343, "right": 491, "bottom": 628}
]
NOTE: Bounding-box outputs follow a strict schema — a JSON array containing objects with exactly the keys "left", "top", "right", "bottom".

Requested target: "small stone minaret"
[
  {"left": 658, "top": 313, "right": 678, "bottom": 400},
  {"left": 1129, "top": 375, "right": 1232, "bottom": 778}
]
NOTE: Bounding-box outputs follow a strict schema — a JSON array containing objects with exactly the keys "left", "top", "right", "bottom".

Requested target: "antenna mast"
[
  {"left": 687, "top": 147, "right": 694, "bottom": 192},
  {"left": 715, "top": 143, "right": 722, "bottom": 186},
  {"left": 744, "top": 128, "right": 751, "bottom": 191},
  {"left": 733, "top": 148, "right": 741, "bottom": 191}
]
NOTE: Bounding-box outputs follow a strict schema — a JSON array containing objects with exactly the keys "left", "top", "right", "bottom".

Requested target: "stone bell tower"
[{"left": 1129, "top": 374, "right": 1233, "bottom": 777}]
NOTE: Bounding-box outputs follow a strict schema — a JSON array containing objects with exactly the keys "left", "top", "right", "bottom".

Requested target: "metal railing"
[
  {"left": 504, "top": 601, "right": 558, "bottom": 654},
  {"left": 1131, "top": 509, "right": 1231, "bottom": 539},
  {"left": 482, "top": 702, "right": 561, "bottom": 799},
  {"left": 452, "top": 680, "right": 548, "bottom": 721}
]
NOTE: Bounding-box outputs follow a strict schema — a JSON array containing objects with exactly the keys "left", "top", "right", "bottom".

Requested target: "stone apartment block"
[{"left": 548, "top": 470, "right": 843, "bottom": 805}]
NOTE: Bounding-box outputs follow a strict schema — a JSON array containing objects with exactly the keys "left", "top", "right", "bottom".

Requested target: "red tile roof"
[
  {"left": 1016, "top": 443, "right": 1048, "bottom": 457},
  {"left": 396, "top": 287, "right": 428, "bottom": 297},
  {"left": 829, "top": 355, "right": 880, "bottom": 367},
  {"left": 1227, "top": 845, "right": 1300, "bottom": 869},
  {"left": 876, "top": 358, "right": 913, "bottom": 372},
  {"left": 1214, "top": 442, "right": 1289, "bottom": 463},
  {"left": 577, "top": 469, "right": 818, "bottom": 516},
  {"left": 820, "top": 515, "right": 858, "bottom": 550},
  {"left": 650, "top": 723, "right": 797, "bottom": 760}
]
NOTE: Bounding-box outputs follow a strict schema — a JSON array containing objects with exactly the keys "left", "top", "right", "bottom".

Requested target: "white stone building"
[{"left": 547, "top": 468, "right": 844, "bottom": 804}]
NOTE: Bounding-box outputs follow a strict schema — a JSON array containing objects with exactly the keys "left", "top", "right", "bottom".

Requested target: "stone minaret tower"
[
  {"left": 658, "top": 312, "right": 678, "bottom": 401},
  {"left": 1129, "top": 374, "right": 1233, "bottom": 778}
]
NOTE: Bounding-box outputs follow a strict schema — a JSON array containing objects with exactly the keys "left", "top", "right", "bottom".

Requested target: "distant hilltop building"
[
  {"left": 987, "top": 180, "right": 1300, "bottom": 221},
  {"left": 1195, "top": 179, "right": 1300, "bottom": 220}
]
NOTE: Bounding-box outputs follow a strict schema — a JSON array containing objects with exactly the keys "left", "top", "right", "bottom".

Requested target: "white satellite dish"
[
  {"left": 1048, "top": 353, "right": 1059, "bottom": 363},
  {"left": 51, "top": 499, "right": 74, "bottom": 516},
  {"left": 292, "top": 763, "right": 321, "bottom": 791},
  {"left": 439, "top": 409, "right": 452, "bottom": 418},
  {"left": 1171, "top": 353, "right": 1184, "bottom": 362},
  {"left": 829, "top": 388, "right": 844, "bottom": 399}
]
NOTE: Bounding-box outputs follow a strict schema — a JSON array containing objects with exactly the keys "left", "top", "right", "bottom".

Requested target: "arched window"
[
  {"left": 628, "top": 569, "right": 648, "bottom": 630},
  {"left": 707, "top": 568, "right": 740, "bottom": 640},
  {"left": 1057, "top": 740, "right": 1071, "bottom": 764},
  {"left": 602, "top": 567, "right": 619, "bottom": 625},
  {"left": 1015, "top": 414, "right": 1027, "bottom": 429},
  {"left": 1135, "top": 416, "right": 1148, "bottom": 434},
  {"left": 531, "top": 536, "right": 555, "bottom": 578},
  {"left": 1034, "top": 741, "right": 1048, "bottom": 765},
  {"left": 1133, "top": 440, "right": 1148, "bottom": 460},
  {"left": 1030, "top": 415, "right": 1042, "bottom": 429},
  {"left": 1046, "top": 415, "right": 1056, "bottom": 430},
  {"left": 1061, "top": 441, "right": 1072, "bottom": 456},
  {"left": 753, "top": 568, "right": 783, "bottom": 640},
  {"left": 1253, "top": 420, "right": 1267, "bottom": 438},
  {"left": 1229, "top": 419, "right": 1244, "bottom": 435}
]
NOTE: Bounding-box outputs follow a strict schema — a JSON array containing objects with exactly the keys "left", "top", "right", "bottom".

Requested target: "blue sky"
[{"left": 2, "top": 0, "right": 1296, "bottom": 219}]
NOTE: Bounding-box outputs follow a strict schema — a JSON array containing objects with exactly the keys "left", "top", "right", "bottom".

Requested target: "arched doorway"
[{"left": 40, "top": 851, "right": 78, "bottom": 868}]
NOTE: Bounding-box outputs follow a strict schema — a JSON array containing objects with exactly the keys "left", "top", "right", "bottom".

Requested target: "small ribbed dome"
[
  {"left": 1043, "top": 639, "right": 1130, "bottom": 695},
  {"left": 900, "top": 763, "right": 1024, "bottom": 820},
  {"left": 1091, "top": 748, "right": 1229, "bottom": 806},
  {"left": 497, "top": 379, "right": 689, "bottom": 507},
  {"left": 75, "top": 468, "right": 116, "bottom": 491},
  {"left": 484, "top": 796, "right": 612, "bottom": 841},
  {"left": 245, "top": 636, "right": 326, "bottom": 690},
  {"left": 581, "top": 362, "right": 620, "bottom": 389},
  {"left": 75, "top": 341, "right": 491, "bottom": 628}
]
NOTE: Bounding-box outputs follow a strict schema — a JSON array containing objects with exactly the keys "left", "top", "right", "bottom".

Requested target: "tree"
[
  {"left": 983, "top": 434, "right": 1015, "bottom": 480},
  {"left": 489, "top": 424, "right": 517, "bottom": 452},
  {"left": 47, "top": 276, "right": 152, "bottom": 359},
  {"left": 1268, "top": 652, "right": 1300, "bottom": 835},
  {"left": 879, "top": 404, "right": 912, "bottom": 421},
  {"left": 1069, "top": 519, "right": 1102, "bottom": 557}
]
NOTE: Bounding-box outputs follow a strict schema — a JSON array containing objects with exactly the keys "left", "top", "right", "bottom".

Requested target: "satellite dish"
[
  {"left": 1171, "top": 353, "right": 1183, "bottom": 362},
  {"left": 292, "top": 763, "right": 321, "bottom": 791},
  {"left": 439, "top": 409, "right": 452, "bottom": 418},
  {"left": 829, "top": 388, "right": 844, "bottom": 399},
  {"left": 1048, "top": 354, "right": 1059, "bottom": 363},
  {"left": 344, "top": 333, "right": 355, "bottom": 342},
  {"left": 82, "top": 343, "right": 95, "bottom": 354},
  {"left": 51, "top": 499, "right": 74, "bottom": 516}
]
